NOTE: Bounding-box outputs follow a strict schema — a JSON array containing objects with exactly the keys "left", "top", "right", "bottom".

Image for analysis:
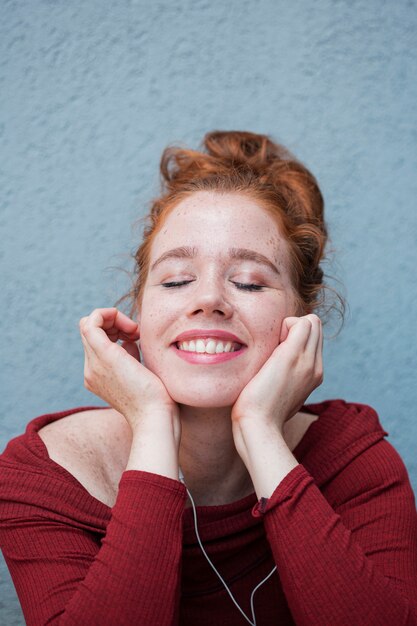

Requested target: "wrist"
[
  {"left": 125, "top": 405, "right": 180, "bottom": 440},
  {"left": 234, "top": 413, "right": 285, "bottom": 449},
  {"left": 125, "top": 414, "right": 180, "bottom": 480},
  {"left": 234, "top": 420, "right": 298, "bottom": 499}
]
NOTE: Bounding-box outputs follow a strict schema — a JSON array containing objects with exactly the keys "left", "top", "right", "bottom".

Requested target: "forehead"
[{"left": 151, "top": 191, "right": 286, "bottom": 262}]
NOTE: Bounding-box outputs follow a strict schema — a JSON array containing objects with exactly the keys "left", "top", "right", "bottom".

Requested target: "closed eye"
[
  {"left": 161, "top": 280, "right": 194, "bottom": 288},
  {"left": 232, "top": 282, "right": 265, "bottom": 292},
  {"left": 161, "top": 280, "right": 265, "bottom": 291}
]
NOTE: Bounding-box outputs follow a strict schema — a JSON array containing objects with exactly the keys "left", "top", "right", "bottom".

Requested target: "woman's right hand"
[{"left": 79, "top": 308, "right": 181, "bottom": 476}]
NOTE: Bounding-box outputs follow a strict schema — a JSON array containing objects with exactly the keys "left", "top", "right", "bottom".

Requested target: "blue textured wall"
[{"left": 1, "top": 1, "right": 416, "bottom": 622}]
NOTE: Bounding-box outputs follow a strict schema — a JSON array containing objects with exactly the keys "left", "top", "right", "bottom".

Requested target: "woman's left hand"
[
  {"left": 231, "top": 314, "right": 323, "bottom": 495},
  {"left": 231, "top": 314, "right": 323, "bottom": 455}
]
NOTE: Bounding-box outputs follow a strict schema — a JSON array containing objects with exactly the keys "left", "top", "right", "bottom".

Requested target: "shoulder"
[
  {"left": 337, "top": 436, "right": 415, "bottom": 496},
  {"left": 325, "top": 437, "right": 417, "bottom": 533},
  {"left": 38, "top": 407, "right": 130, "bottom": 460},
  {"left": 304, "top": 399, "right": 387, "bottom": 443},
  {"left": 299, "top": 399, "right": 390, "bottom": 485},
  {"left": 307, "top": 400, "right": 415, "bottom": 502},
  {"left": 0, "top": 408, "right": 127, "bottom": 535},
  {"left": 38, "top": 408, "right": 131, "bottom": 507}
]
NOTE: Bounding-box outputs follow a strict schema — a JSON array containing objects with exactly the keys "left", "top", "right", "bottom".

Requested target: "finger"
[
  {"left": 315, "top": 320, "right": 324, "bottom": 382},
  {"left": 304, "top": 314, "right": 322, "bottom": 356},
  {"left": 315, "top": 317, "right": 323, "bottom": 362},
  {"left": 79, "top": 331, "right": 94, "bottom": 388},
  {"left": 81, "top": 309, "right": 139, "bottom": 354},
  {"left": 301, "top": 314, "right": 324, "bottom": 384},
  {"left": 80, "top": 316, "right": 109, "bottom": 355},
  {"left": 279, "top": 316, "right": 312, "bottom": 352},
  {"left": 79, "top": 316, "right": 88, "bottom": 328},
  {"left": 279, "top": 316, "right": 296, "bottom": 343},
  {"left": 79, "top": 320, "right": 95, "bottom": 361},
  {"left": 107, "top": 327, "right": 141, "bottom": 343},
  {"left": 89, "top": 308, "right": 140, "bottom": 336},
  {"left": 80, "top": 325, "right": 101, "bottom": 369}
]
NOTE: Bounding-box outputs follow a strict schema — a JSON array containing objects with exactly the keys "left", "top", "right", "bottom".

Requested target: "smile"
[{"left": 176, "top": 338, "right": 242, "bottom": 354}]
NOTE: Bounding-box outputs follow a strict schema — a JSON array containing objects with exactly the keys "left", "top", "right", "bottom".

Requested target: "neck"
[{"left": 178, "top": 405, "right": 254, "bottom": 506}]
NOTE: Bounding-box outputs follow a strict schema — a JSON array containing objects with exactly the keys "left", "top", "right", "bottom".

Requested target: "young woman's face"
[{"left": 139, "top": 191, "right": 298, "bottom": 408}]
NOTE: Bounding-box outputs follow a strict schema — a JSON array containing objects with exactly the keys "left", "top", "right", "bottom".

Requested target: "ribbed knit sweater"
[{"left": 0, "top": 399, "right": 416, "bottom": 626}]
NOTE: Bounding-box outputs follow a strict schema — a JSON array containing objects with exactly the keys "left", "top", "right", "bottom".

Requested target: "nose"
[{"left": 188, "top": 274, "right": 233, "bottom": 319}]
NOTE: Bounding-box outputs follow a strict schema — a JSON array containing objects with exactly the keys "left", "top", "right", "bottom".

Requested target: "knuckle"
[
  {"left": 80, "top": 317, "right": 94, "bottom": 336},
  {"left": 304, "top": 314, "right": 321, "bottom": 329},
  {"left": 81, "top": 325, "right": 92, "bottom": 338},
  {"left": 87, "top": 309, "right": 100, "bottom": 323},
  {"left": 307, "top": 363, "right": 316, "bottom": 378},
  {"left": 315, "top": 368, "right": 324, "bottom": 384},
  {"left": 93, "top": 307, "right": 115, "bottom": 318},
  {"left": 83, "top": 368, "right": 96, "bottom": 391},
  {"left": 299, "top": 318, "right": 312, "bottom": 331}
]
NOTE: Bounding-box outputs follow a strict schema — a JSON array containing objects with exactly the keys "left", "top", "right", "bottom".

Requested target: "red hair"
[{"left": 120, "top": 131, "right": 342, "bottom": 320}]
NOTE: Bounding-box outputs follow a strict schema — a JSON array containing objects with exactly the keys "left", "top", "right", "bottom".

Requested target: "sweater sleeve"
[
  {"left": 253, "top": 439, "right": 417, "bottom": 626},
  {"left": 0, "top": 470, "right": 187, "bottom": 626}
]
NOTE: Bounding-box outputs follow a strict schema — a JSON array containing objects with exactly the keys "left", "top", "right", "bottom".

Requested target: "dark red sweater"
[{"left": 0, "top": 400, "right": 416, "bottom": 625}]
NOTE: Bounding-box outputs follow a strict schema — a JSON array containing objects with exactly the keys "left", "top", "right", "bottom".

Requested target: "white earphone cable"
[{"left": 185, "top": 483, "right": 277, "bottom": 626}]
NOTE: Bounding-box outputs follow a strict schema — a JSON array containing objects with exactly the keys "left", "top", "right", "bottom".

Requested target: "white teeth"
[
  {"left": 177, "top": 338, "right": 240, "bottom": 354},
  {"left": 206, "top": 340, "right": 216, "bottom": 354},
  {"left": 195, "top": 339, "right": 205, "bottom": 353}
]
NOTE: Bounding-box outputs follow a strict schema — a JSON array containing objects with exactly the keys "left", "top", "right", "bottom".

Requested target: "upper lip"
[{"left": 173, "top": 329, "right": 246, "bottom": 345}]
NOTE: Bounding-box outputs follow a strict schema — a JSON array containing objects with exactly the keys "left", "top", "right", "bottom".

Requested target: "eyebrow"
[
  {"left": 229, "top": 248, "right": 281, "bottom": 275},
  {"left": 150, "top": 245, "right": 280, "bottom": 275},
  {"left": 150, "top": 246, "right": 198, "bottom": 271}
]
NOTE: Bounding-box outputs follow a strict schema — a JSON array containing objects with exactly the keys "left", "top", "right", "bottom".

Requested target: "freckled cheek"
[
  {"left": 140, "top": 299, "right": 177, "bottom": 333},
  {"left": 249, "top": 311, "right": 283, "bottom": 360},
  {"left": 139, "top": 336, "right": 165, "bottom": 374},
  {"left": 139, "top": 301, "right": 179, "bottom": 369}
]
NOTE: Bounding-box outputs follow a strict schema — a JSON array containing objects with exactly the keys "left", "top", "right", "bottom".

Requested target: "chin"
[{"left": 165, "top": 382, "right": 242, "bottom": 409}]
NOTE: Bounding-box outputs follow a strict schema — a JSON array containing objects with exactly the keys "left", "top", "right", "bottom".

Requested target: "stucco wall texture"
[{"left": 1, "top": 0, "right": 416, "bottom": 622}]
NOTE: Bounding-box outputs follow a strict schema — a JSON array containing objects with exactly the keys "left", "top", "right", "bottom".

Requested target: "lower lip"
[{"left": 171, "top": 345, "right": 246, "bottom": 364}]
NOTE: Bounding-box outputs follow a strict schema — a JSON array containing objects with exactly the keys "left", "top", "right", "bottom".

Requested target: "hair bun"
[
  {"left": 203, "top": 130, "right": 289, "bottom": 167},
  {"left": 160, "top": 130, "right": 324, "bottom": 228},
  {"left": 161, "top": 130, "right": 294, "bottom": 191},
  {"left": 205, "top": 131, "right": 324, "bottom": 227}
]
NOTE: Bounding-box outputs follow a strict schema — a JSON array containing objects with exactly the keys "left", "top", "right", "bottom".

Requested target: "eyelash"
[
  {"left": 161, "top": 280, "right": 265, "bottom": 292},
  {"left": 233, "top": 282, "right": 264, "bottom": 291},
  {"left": 161, "top": 280, "right": 192, "bottom": 288}
]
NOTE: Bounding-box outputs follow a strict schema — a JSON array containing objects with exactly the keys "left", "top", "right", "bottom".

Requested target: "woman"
[{"left": 0, "top": 131, "right": 416, "bottom": 626}]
